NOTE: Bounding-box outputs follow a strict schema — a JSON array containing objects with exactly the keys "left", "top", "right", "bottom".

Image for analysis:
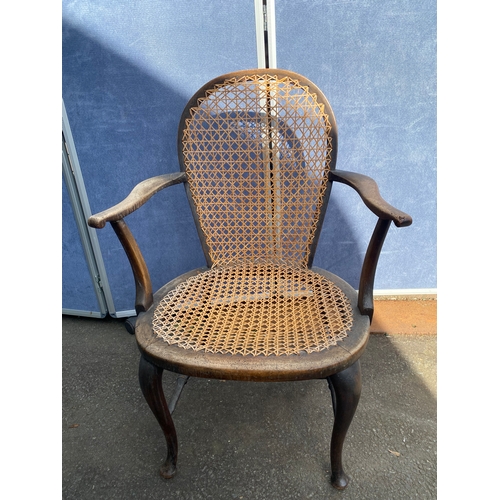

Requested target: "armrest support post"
[
  {"left": 358, "top": 218, "right": 391, "bottom": 322},
  {"left": 111, "top": 219, "right": 153, "bottom": 314}
]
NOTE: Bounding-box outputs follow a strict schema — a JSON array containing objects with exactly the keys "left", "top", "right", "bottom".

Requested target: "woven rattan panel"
[
  {"left": 152, "top": 264, "right": 353, "bottom": 356},
  {"left": 181, "top": 73, "right": 332, "bottom": 267}
]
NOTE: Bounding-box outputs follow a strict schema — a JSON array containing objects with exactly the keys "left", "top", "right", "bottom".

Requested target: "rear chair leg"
[
  {"left": 326, "top": 360, "right": 362, "bottom": 490},
  {"left": 139, "top": 355, "right": 178, "bottom": 479}
]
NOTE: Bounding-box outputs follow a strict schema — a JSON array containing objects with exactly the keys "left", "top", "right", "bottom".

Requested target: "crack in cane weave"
[
  {"left": 152, "top": 74, "right": 352, "bottom": 355},
  {"left": 152, "top": 264, "right": 353, "bottom": 356}
]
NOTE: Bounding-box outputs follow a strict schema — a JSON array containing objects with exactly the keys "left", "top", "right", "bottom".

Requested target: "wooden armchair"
[{"left": 88, "top": 69, "right": 411, "bottom": 489}]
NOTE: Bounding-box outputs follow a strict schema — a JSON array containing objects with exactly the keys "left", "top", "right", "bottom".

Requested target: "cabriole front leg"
[
  {"left": 139, "top": 355, "right": 178, "bottom": 479},
  {"left": 327, "top": 360, "right": 362, "bottom": 490}
]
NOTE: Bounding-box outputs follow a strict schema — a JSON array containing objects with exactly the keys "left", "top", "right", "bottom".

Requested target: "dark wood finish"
[
  {"left": 307, "top": 179, "right": 333, "bottom": 268},
  {"left": 88, "top": 172, "right": 186, "bottom": 229},
  {"left": 87, "top": 173, "right": 187, "bottom": 315},
  {"left": 87, "top": 69, "right": 412, "bottom": 489},
  {"left": 327, "top": 360, "right": 362, "bottom": 490},
  {"left": 330, "top": 170, "right": 412, "bottom": 227},
  {"left": 135, "top": 267, "right": 370, "bottom": 382},
  {"left": 182, "top": 183, "right": 214, "bottom": 268},
  {"left": 110, "top": 219, "right": 153, "bottom": 314},
  {"left": 139, "top": 355, "right": 178, "bottom": 479},
  {"left": 329, "top": 169, "right": 412, "bottom": 321},
  {"left": 358, "top": 218, "right": 391, "bottom": 321}
]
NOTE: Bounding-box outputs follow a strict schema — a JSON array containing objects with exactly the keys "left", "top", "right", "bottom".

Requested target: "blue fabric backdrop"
[{"left": 62, "top": 0, "right": 436, "bottom": 315}]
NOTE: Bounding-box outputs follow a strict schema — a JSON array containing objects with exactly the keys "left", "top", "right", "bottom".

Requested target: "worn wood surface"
[
  {"left": 330, "top": 170, "right": 412, "bottom": 227},
  {"left": 358, "top": 218, "right": 391, "bottom": 321},
  {"left": 135, "top": 267, "right": 370, "bottom": 382},
  {"left": 110, "top": 219, "right": 153, "bottom": 313},
  {"left": 138, "top": 355, "right": 178, "bottom": 479},
  {"left": 88, "top": 172, "right": 186, "bottom": 228},
  {"left": 327, "top": 360, "right": 362, "bottom": 490}
]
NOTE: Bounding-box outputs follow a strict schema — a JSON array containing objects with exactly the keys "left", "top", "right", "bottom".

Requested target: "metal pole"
[{"left": 255, "top": 0, "right": 277, "bottom": 69}]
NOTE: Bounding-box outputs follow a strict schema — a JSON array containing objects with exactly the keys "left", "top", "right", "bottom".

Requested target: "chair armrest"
[
  {"left": 329, "top": 170, "right": 412, "bottom": 321},
  {"left": 329, "top": 170, "right": 412, "bottom": 227},
  {"left": 87, "top": 171, "right": 187, "bottom": 314},
  {"left": 88, "top": 172, "right": 187, "bottom": 228}
]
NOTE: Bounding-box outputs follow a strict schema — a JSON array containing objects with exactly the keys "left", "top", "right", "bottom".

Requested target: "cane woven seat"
[{"left": 152, "top": 263, "right": 353, "bottom": 356}]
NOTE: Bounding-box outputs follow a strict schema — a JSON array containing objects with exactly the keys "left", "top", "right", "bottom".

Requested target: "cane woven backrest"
[{"left": 179, "top": 70, "right": 337, "bottom": 269}]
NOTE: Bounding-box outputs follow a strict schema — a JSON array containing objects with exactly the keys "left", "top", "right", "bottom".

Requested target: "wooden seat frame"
[{"left": 88, "top": 69, "right": 411, "bottom": 489}]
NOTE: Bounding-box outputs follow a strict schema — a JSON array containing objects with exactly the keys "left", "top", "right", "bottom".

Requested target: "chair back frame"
[{"left": 177, "top": 69, "right": 338, "bottom": 269}]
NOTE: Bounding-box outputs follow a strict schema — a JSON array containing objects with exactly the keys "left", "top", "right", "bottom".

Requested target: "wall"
[
  {"left": 275, "top": 0, "right": 436, "bottom": 292},
  {"left": 62, "top": 0, "right": 436, "bottom": 315}
]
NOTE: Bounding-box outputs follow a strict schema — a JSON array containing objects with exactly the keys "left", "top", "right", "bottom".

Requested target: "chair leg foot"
[
  {"left": 139, "top": 354, "right": 178, "bottom": 478},
  {"left": 327, "top": 360, "right": 362, "bottom": 490},
  {"left": 124, "top": 316, "right": 137, "bottom": 335},
  {"left": 159, "top": 461, "right": 177, "bottom": 480},
  {"left": 331, "top": 473, "right": 349, "bottom": 491}
]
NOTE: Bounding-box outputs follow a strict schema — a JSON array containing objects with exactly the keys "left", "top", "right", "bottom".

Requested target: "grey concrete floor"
[{"left": 62, "top": 315, "right": 436, "bottom": 499}]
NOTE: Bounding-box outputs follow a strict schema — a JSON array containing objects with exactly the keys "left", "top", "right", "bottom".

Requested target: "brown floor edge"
[{"left": 370, "top": 299, "right": 437, "bottom": 335}]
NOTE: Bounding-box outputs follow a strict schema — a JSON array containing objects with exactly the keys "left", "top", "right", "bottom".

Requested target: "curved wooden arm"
[
  {"left": 329, "top": 170, "right": 412, "bottom": 227},
  {"left": 88, "top": 172, "right": 187, "bottom": 229},
  {"left": 329, "top": 170, "right": 412, "bottom": 320},
  {"left": 88, "top": 171, "right": 186, "bottom": 313}
]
